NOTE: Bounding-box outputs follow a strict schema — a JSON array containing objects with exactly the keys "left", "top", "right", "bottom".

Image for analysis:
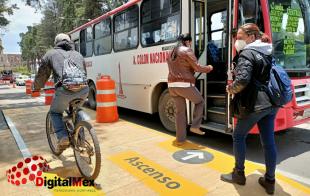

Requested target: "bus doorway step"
[{"left": 200, "top": 122, "right": 228, "bottom": 134}]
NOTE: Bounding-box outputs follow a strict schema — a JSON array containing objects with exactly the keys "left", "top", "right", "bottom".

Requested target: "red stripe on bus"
[{"left": 261, "top": 0, "right": 273, "bottom": 42}]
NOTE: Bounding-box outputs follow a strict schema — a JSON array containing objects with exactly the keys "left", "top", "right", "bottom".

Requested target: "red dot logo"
[
  {"left": 23, "top": 168, "right": 29, "bottom": 175},
  {"left": 6, "top": 155, "right": 50, "bottom": 186},
  {"left": 29, "top": 174, "right": 35, "bottom": 181},
  {"left": 37, "top": 171, "right": 42, "bottom": 177},
  {"left": 16, "top": 172, "right": 21, "bottom": 178},
  {"left": 25, "top": 158, "right": 31, "bottom": 163},
  {"left": 17, "top": 162, "right": 23, "bottom": 168},
  {"left": 22, "top": 178, "right": 27, "bottom": 184},
  {"left": 31, "top": 164, "right": 37, "bottom": 172}
]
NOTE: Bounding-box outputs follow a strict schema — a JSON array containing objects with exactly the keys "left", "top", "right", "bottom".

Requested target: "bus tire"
[
  {"left": 88, "top": 83, "right": 97, "bottom": 110},
  {"left": 158, "top": 89, "right": 176, "bottom": 132}
]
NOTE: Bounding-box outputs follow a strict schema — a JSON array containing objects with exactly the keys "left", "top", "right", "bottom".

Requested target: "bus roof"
[{"left": 68, "top": 0, "right": 141, "bottom": 35}]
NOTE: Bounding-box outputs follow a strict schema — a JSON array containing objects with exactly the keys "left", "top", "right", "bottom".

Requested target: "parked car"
[
  {"left": 1, "top": 70, "right": 14, "bottom": 83},
  {"left": 15, "top": 75, "right": 29, "bottom": 86}
]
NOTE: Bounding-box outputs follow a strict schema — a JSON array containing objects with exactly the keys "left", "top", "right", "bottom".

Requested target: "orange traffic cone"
[{"left": 96, "top": 75, "right": 119, "bottom": 123}]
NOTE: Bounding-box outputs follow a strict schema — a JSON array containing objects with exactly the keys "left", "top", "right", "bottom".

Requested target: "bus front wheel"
[
  {"left": 88, "top": 83, "right": 97, "bottom": 110},
  {"left": 158, "top": 89, "right": 176, "bottom": 132}
]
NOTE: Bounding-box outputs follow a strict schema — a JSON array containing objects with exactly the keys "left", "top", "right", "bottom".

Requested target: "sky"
[{"left": 1, "top": 0, "right": 43, "bottom": 54}]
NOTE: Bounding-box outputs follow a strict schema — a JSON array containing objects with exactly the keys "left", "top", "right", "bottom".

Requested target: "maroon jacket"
[{"left": 167, "top": 46, "right": 212, "bottom": 84}]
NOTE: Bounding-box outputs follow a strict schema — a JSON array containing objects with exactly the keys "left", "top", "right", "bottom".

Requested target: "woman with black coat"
[{"left": 221, "top": 23, "right": 279, "bottom": 195}]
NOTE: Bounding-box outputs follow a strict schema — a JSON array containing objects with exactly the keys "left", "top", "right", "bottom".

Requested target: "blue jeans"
[
  {"left": 50, "top": 86, "right": 89, "bottom": 140},
  {"left": 233, "top": 107, "right": 278, "bottom": 181}
]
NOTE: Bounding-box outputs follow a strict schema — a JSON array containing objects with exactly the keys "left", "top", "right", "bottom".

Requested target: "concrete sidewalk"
[{"left": 1, "top": 103, "right": 310, "bottom": 196}]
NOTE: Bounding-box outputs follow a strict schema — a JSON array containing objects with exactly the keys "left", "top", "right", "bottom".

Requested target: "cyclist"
[{"left": 33, "top": 33, "right": 89, "bottom": 150}]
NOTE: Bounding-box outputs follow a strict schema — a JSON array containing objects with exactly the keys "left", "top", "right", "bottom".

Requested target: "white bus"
[{"left": 69, "top": 0, "right": 310, "bottom": 134}]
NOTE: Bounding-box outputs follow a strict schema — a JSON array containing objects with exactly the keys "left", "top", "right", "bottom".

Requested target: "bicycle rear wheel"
[
  {"left": 73, "top": 121, "right": 101, "bottom": 180},
  {"left": 46, "top": 111, "right": 63, "bottom": 156}
]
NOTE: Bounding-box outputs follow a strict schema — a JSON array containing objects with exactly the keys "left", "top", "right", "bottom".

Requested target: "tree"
[
  {"left": 0, "top": 0, "right": 18, "bottom": 28},
  {"left": 83, "top": 0, "right": 102, "bottom": 21},
  {"left": 60, "top": 0, "right": 78, "bottom": 32},
  {"left": 101, "top": 0, "right": 129, "bottom": 13},
  {"left": 19, "top": 26, "right": 38, "bottom": 71}
]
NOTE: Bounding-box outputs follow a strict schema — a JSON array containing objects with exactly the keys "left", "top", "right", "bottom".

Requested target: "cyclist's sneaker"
[{"left": 58, "top": 137, "right": 70, "bottom": 150}]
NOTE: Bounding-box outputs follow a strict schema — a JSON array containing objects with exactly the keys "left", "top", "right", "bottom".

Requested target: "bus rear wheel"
[
  {"left": 88, "top": 83, "right": 97, "bottom": 110},
  {"left": 158, "top": 89, "right": 176, "bottom": 132}
]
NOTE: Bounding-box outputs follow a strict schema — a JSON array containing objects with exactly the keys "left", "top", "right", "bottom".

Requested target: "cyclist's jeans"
[
  {"left": 50, "top": 86, "right": 89, "bottom": 140},
  {"left": 233, "top": 107, "right": 278, "bottom": 181}
]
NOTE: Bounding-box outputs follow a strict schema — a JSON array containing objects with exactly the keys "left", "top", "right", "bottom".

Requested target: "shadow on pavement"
[
  {"left": 47, "top": 155, "right": 81, "bottom": 179},
  {"left": 0, "top": 101, "right": 45, "bottom": 111},
  {"left": 232, "top": 173, "right": 291, "bottom": 196},
  {"left": 0, "top": 93, "right": 30, "bottom": 100}
]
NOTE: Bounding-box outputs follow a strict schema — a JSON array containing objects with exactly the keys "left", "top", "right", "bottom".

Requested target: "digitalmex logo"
[
  {"left": 6, "top": 155, "right": 95, "bottom": 190},
  {"left": 6, "top": 155, "right": 50, "bottom": 186}
]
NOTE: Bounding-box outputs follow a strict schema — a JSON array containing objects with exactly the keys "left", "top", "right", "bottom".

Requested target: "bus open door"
[{"left": 188, "top": 0, "right": 234, "bottom": 134}]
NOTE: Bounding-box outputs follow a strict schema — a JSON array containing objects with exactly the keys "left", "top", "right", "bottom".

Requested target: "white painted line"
[
  {"left": 3, "top": 115, "right": 32, "bottom": 158},
  {"left": 251, "top": 160, "right": 310, "bottom": 186},
  {"left": 277, "top": 168, "right": 310, "bottom": 187}
]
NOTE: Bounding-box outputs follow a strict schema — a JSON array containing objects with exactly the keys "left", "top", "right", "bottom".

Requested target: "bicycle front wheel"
[
  {"left": 73, "top": 121, "right": 101, "bottom": 180},
  {"left": 46, "top": 111, "right": 63, "bottom": 156}
]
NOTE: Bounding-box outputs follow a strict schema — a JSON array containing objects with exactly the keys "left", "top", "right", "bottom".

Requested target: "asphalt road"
[{"left": 1, "top": 85, "right": 310, "bottom": 187}]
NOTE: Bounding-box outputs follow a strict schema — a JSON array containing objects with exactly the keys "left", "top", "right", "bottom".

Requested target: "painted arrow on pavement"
[{"left": 181, "top": 151, "right": 204, "bottom": 161}]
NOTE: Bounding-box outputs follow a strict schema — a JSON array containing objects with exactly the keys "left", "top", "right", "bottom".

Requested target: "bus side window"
[
  {"left": 194, "top": 1, "right": 206, "bottom": 58},
  {"left": 141, "top": 0, "right": 180, "bottom": 47},
  {"left": 209, "top": 10, "right": 227, "bottom": 64},
  {"left": 113, "top": 5, "right": 139, "bottom": 52},
  {"left": 238, "top": 0, "right": 264, "bottom": 31},
  {"left": 94, "top": 18, "right": 112, "bottom": 56},
  {"left": 80, "top": 27, "right": 93, "bottom": 57}
]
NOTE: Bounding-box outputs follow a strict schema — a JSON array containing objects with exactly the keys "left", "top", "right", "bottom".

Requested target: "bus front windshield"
[{"left": 269, "top": 0, "right": 310, "bottom": 71}]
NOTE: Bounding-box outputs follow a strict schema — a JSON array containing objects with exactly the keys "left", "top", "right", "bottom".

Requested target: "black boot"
[
  {"left": 259, "top": 177, "right": 275, "bottom": 195},
  {"left": 220, "top": 168, "right": 246, "bottom": 185}
]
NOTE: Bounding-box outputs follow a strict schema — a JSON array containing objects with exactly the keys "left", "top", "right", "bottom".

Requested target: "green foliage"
[
  {"left": 0, "top": 0, "right": 18, "bottom": 27},
  {"left": 14, "top": 65, "right": 31, "bottom": 75},
  {"left": 19, "top": 26, "right": 39, "bottom": 71},
  {"left": 101, "top": 0, "right": 129, "bottom": 13}
]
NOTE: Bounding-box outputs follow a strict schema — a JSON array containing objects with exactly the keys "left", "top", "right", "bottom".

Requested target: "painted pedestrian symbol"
[{"left": 172, "top": 150, "right": 213, "bottom": 164}]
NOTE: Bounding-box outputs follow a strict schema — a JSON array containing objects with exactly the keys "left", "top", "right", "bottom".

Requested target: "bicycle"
[{"left": 45, "top": 88, "right": 101, "bottom": 180}]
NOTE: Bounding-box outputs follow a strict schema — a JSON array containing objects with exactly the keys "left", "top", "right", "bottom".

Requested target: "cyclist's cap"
[{"left": 54, "top": 33, "right": 71, "bottom": 45}]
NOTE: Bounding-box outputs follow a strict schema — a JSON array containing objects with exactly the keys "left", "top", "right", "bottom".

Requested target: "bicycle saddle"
[{"left": 69, "top": 98, "right": 84, "bottom": 108}]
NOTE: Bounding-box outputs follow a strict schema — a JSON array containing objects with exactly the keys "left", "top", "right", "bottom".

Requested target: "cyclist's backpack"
[
  {"left": 60, "top": 51, "right": 87, "bottom": 91},
  {"left": 255, "top": 58, "right": 293, "bottom": 107}
]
